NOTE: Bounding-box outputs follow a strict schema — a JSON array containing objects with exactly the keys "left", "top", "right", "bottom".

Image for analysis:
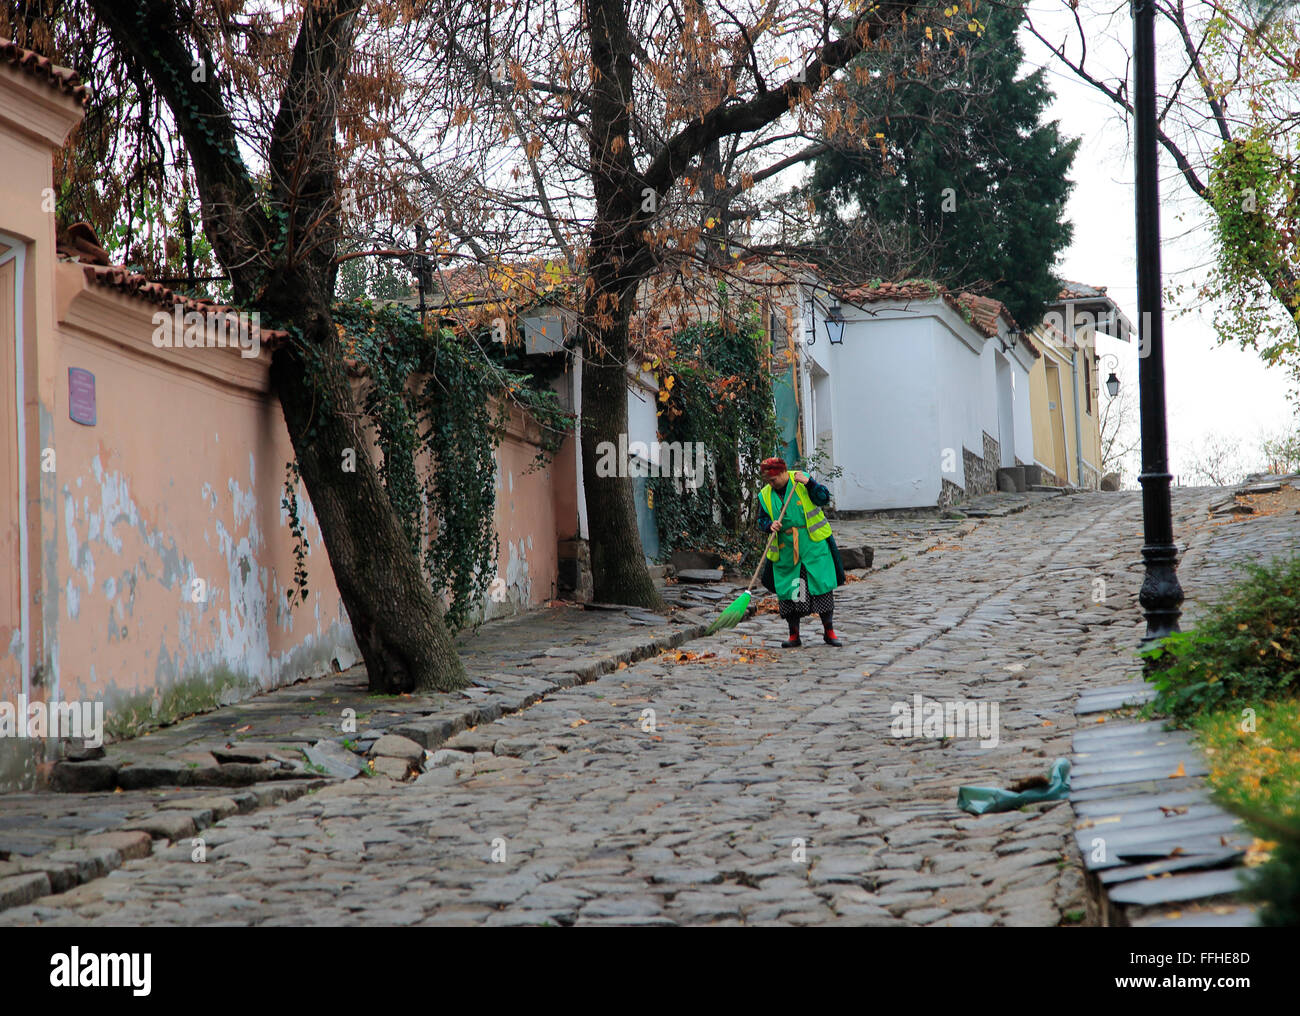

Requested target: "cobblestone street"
[{"left": 4, "top": 485, "right": 1295, "bottom": 926}]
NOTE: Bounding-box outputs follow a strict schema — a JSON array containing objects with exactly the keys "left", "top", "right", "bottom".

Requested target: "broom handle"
[{"left": 746, "top": 480, "right": 798, "bottom": 592}]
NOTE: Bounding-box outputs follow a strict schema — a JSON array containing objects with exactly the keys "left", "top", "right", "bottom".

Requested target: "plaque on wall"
[{"left": 68, "top": 367, "right": 96, "bottom": 426}]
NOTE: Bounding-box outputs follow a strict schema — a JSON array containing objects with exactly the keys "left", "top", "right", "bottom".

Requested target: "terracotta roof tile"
[
  {"left": 66, "top": 257, "right": 289, "bottom": 349},
  {"left": 0, "top": 38, "right": 88, "bottom": 104},
  {"left": 1058, "top": 280, "right": 1108, "bottom": 300},
  {"left": 955, "top": 292, "right": 1019, "bottom": 334},
  {"left": 842, "top": 278, "right": 949, "bottom": 304}
]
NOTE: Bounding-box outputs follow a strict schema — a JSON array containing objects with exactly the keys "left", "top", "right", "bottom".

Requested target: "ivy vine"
[
  {"left": 648, "top": 304, "right": 779, "bottom": 566},
  {"left": 1202, "top": 133, "right": 1300, "bottom": 371},
  {"left": 280, "top": 459, "right": 311, "bottom": 609},
  {"left": 281, "top": 300, "right": 571, "bottom": 631}
]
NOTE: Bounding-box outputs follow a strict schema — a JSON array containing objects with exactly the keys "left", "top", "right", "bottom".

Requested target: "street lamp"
[
  {"left": 1099, "top": 353, "right": 1120, "bottom": 397},
  {"left": 1132, "top": 0, "right": 1184, "bottom": 652},
  {"left": 805, "top": 290, "right": 845, "bottom": 346},
  {"left": 825, "top": 301, "right": 845, "bottom": 345}
]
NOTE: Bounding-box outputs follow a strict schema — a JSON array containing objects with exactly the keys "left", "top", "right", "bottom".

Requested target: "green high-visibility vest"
[{"left": 760, "top": 481, "right": 832, "bottom": 561}]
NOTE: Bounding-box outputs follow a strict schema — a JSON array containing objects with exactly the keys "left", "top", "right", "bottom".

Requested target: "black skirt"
[{"left": 777, "top": 565, "right": 835, "bottom": 619}]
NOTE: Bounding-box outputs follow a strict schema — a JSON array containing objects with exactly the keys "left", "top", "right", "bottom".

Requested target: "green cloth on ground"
[{"left": 956, "top": 758, "right": 1072, "bottom": 815}]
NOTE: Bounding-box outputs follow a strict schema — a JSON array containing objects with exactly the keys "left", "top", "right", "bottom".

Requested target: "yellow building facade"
[{"left": 1027, "top": 283, "right": 1133, "bottom": 488}]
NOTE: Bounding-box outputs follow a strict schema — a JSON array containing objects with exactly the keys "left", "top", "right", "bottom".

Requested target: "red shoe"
[
  {"left": 781, "top": 635, "right": 802, "bottom": 649},
  {"left": 823, "top": 629, "right": 843, "bottom": 646}
]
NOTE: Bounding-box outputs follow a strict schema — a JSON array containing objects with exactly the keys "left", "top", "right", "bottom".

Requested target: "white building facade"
[{"left": 784, "top": 278, "right": 1040, "bottom": 511}]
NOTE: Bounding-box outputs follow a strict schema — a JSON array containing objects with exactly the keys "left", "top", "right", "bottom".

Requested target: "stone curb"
[{"left": 0, "top": 780, "right": 321, "bottom": 915}]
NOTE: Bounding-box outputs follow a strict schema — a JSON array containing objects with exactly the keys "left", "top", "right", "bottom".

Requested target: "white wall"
[
  {"left": 626, "top": 367, "right": 659, "bottom": 461},
  {"left": 828, "top": 308, "right": 942, "bottom": 510},
  {"left": 932, "top": 314, "right": 985, "bottom": 492},
  {"left": 803, "top": 295, "right": 1042, "bottom": 510},
  {"left": 1011, "top": 358, "right": 1035, "bottom": 466}
]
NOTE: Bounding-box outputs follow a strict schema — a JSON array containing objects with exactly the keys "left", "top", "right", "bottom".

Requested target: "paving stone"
[
  {"left": 1107, "top": 869, "right": 1249, "bottom": 908},
  {"left": 370, "top": 734, "right": 424, "bottom": 763},
  {"left": 371, "top": 757, "right": 414, "bottom": 781},
  {"left": 77, "top": 830, "right": 153, "bottom": 861},
  {"left": 0, "top": 873, "right": 50, "bottom": 910},
  {"left": 932, "top": 911, "right": 998, "bottom": 927},
  {"left": 303, "top": 742, "right": 363, "bottom": 779},
  {"left": 49, "top": 760, "right": 119, "bottom": 793},
  {"left": 43, "top": 847, "right": 122, "bottom": 883},
  {"left": 122, "top": 811, "right": 199, "bottom": 841},
  {"left": 115, "top": 761, "right": 191, "bottom": 789}
]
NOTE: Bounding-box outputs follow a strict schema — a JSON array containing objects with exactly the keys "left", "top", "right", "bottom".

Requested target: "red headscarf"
[{"left": 760, "top": 457, "right": 787, "bottom": 477}]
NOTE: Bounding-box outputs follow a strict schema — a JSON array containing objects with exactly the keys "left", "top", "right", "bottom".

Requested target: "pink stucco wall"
[
  {"left": 49, "top": 268, "right": 358, "bottom": 713},
  {"left": 489, "top": 405, "right": 559, "bottom": 614},
  {"left": 39, "top": 274, "right": 564, "bottom": 723},
  {"left": 0, "top": 62, "right": 563, "bottom": 789}
]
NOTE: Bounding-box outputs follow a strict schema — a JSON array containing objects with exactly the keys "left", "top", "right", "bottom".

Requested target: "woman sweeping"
[{"left": 756, "top": 457, "right": 846, "bottom": 648}]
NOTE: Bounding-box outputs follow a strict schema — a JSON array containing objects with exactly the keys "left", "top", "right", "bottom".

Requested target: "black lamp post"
[{"left": 1132, "top": 0, "right": 1184, "bottom": 651}]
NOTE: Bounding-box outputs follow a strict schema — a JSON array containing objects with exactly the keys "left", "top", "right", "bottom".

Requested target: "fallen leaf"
[
  {"left": 569, "top": 718, "right": 589, "bottom": 728},
  {"left": 1160, "top": 805, "right": 1189, "bottom": 817},
  {"left": 1169, "top": 761, "right": 1186, "bottom": 778},
  {"left": 1245, "top": 838, "right": 1277, "bottom": 868}
]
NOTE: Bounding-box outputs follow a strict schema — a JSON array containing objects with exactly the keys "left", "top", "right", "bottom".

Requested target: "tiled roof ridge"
[
  {"left": 1058, "top": 280, "right": 1109, "bottom": 300},
  {"left": 0, "top": 38, "right": 89, "bottom": 105},
  {"left": 68, "top": 258, "right": 289, "bottom": 345}
]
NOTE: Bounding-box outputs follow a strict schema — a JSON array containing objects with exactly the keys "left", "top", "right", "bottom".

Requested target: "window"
[{"left": 1084, "top": 357, "right": 1092, "bottom": 415}]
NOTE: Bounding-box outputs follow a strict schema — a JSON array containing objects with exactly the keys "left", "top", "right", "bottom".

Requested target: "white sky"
[{"left": 1020, "top": 4, "right": 1296, "bottom": 484}]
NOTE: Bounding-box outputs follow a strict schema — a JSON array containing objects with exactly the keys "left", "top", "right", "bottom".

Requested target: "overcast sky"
[{"left": 1018, "top": 4, "right": 1295, "bottom": 486}]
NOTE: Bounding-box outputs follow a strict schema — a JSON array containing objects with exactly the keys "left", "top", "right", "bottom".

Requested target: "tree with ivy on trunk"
[
  {"left": 367, "top": 0, "right": 979, "bottom": 609},
  {"left": 74, "top": 0, "right": 470, "bottom": 693},
  {"left": 1027, "top": 0, "right": 1299, "bottom": 397}
]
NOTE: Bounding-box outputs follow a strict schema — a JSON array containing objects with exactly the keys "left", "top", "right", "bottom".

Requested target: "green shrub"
[
  {"left": 1221, "top": 804, "right": 1300, "bottom": 927},
  {"left": 1140, "top": 553, "right": 1300, "bottom": 721}
]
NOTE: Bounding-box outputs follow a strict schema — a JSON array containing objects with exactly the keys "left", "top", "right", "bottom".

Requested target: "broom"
[{"left": 706, "top": 480, "right": 797, "bottom": 634}]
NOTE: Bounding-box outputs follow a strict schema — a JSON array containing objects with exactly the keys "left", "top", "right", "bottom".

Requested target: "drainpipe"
[{"left": 1067, "top": 300, "right": 1084, "bottom": 487}]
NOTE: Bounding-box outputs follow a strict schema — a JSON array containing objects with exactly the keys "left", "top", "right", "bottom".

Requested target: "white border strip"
[{"left": 0, "top": 233, "right": 30, "bottom": 696}]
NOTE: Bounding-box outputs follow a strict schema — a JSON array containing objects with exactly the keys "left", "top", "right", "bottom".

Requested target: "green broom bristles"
[
  {"left": 705, "top": 477, "right": 793, "bottom": 635},
  {"left": 706, "top": 590, "right": 752, "bottom": 634}
]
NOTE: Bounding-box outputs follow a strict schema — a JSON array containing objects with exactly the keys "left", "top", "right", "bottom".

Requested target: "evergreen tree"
[{"left": 807, "top": 2, "right": 1079, "bottom": 326}]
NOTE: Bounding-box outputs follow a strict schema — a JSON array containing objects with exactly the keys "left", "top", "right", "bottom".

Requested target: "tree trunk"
[
  {"left": 264, "top": 289, "right": 468, "bottom": 694},
  {"left": 580, "top": 294, "right": 666, "bottom": 610},
  {"left": 88, "top": 0, "right": 470, "bottom": 695}
]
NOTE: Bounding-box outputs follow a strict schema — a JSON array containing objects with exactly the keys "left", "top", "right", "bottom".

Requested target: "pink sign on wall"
[{"left": 68, "top": 367, "right": 96, "bottom": 426}]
